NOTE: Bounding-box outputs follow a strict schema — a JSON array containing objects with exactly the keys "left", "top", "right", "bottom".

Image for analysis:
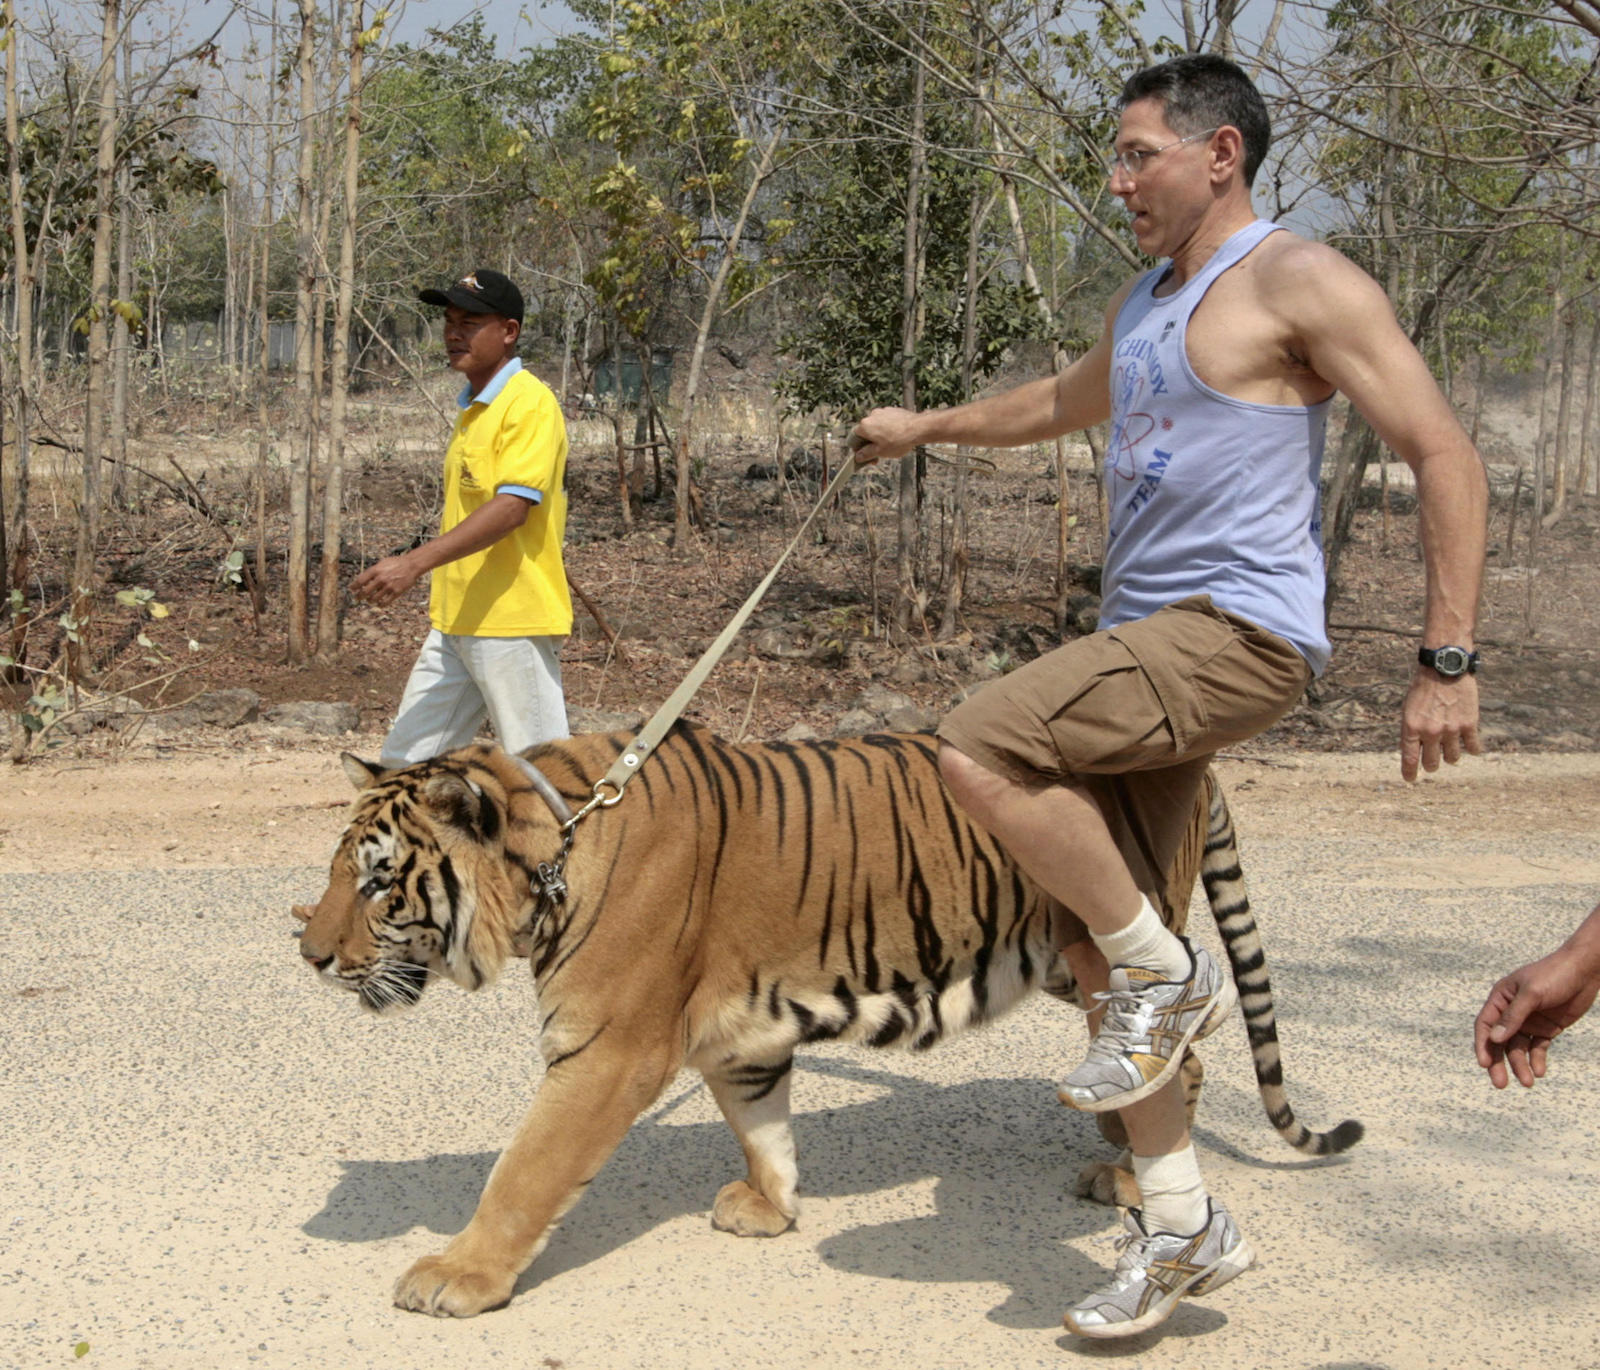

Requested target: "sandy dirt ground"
[{"left": 3, "top": 739, "right": 1600, "bottom": 1369}]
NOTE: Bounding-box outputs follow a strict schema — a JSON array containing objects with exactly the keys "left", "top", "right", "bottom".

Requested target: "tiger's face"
[{"left": 294, "top": 750, "right": 533, "bottom": 1013}]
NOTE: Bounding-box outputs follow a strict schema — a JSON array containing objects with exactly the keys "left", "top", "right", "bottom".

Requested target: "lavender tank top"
[{"left": 1100, "top": 219, "right": 1331, "bottom": 675}]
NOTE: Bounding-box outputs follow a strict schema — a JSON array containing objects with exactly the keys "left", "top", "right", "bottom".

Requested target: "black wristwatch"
[{"left": 1417, "top": 645, "right": 1479, "bottom": 678}]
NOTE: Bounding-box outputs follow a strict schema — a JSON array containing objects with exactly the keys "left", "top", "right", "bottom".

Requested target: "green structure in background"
[{"left": 594, "top": 347, "right": 675, "bottom": 406}]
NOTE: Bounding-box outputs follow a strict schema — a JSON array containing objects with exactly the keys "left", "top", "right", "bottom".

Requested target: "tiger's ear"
[
  {"left": 423, "top": 772, "right": 486, "bottom": 832},
  {"left": 341, "top": 753, "right": 385, "bottom": 790}
]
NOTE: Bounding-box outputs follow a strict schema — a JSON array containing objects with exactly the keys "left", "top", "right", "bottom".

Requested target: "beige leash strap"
[{"left": 578, "top": 451, "right": 862, "bottom": 815}]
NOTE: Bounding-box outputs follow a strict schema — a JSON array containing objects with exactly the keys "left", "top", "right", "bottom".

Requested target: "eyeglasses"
[{"left": 1106, "top": 128, "right": 1219, "bottom": 178}]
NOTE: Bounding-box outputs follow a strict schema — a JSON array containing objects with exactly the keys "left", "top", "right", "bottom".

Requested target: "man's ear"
[{"left": 1210, "top": 124, "right": 1246, "bottom": 185}]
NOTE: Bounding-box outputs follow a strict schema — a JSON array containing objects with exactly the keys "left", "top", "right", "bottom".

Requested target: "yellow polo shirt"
[{"left": 429, "top": 362, "right": 573, "bottom": 636}]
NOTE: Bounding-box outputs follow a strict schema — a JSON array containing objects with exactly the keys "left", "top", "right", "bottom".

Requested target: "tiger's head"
[{"left": 293, "top": 745, "right": 569, "bottom": 1013}]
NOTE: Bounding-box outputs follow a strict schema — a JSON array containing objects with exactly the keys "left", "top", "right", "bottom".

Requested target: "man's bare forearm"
[
  {"left": 353, "top": 492, "right": 532, "bottom": 606},
  {"left": 1412, "top": 442, "right": 1487, "bottom": 645},
  {"left": 909, "top": 374, "right": 1085, "bottom": 449},
  {"left": 1561, "top": 902, "right": 1600, "bottom": 975},
  {"left": 408, "top": 493, "right": 532, "bottom": 576},
  {"left": 856, "top": 363, "right": 1112, "bottom": 464}
]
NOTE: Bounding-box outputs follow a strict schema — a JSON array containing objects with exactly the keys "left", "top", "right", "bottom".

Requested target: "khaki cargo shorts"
[{"left": 938, "top": 595, "right": 1311, "bottom": 945}]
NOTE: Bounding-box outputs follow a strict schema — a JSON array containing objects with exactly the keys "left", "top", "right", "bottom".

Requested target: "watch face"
[{"left": 1433, "top": 646, "right": 1468, "bottom": 675}]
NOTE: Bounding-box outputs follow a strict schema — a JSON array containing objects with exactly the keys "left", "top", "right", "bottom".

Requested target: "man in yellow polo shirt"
[{"left": 352, "top": 267, "right": 571, "bottom": 767}]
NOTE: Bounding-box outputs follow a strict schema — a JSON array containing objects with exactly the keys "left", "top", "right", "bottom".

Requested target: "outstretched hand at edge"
[{"left": 1474, "top": 929, "right": 1600, "bottom": 1089}]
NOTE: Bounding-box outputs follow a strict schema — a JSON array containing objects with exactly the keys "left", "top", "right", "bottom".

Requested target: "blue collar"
[{"left": 458, "top": 356, "right": 523, "bottom": 409}]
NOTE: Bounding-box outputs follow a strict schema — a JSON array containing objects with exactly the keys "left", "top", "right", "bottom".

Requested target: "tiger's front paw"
[
  {"left": 393, "top": 1253, "right": 516, "bottom": 1317},
  {"left": 1073, "top": 1159, "right": 1140, "bottom": 1209},
  {"left": 711, "top": 1180, "right": 795, "bottom": 1237}
]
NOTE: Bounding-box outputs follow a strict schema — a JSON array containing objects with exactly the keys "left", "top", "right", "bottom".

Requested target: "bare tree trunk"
[
  {"left": 254, "top": 0, "right": 280, "bottom": 611},
  {"left": 991, "top": 114, "right": 1074, "bottom": 607},
  {"left": 559, "top": 287, "right": 576, "bottom": 405},
  {"left": 1214, "top": 0, "right": 1238, "bottom": 56},
  {"left": 1542, "top": 302, "right": 1579, "bottom": 529},
  {"left": 3, "top": 0, "right": 34, "bottom": 623},
  {"left": 310, "top": 116, "right": 335, "bottom": 440},
  {"left": 895, "top": 35, "right": 928, "bottom": 634},
  {"left": 0, "top": 353, "right": 6, "bottom": 620},
  {"left": 1085, "top": 424, "right": 1109, "bottom": 564},
  {"left": 637, "top": 355, "right": 671, "bottom": 506},
  {"left": 674, "top": 131, "right": 780, "bottom": 547},
  {"left": 1578, "top": 312, "right": 1599, "bottom": 500},
  {"left": 239, "top": 190, "right": 256, "bottom": 385},
  {"left": 1470, "top": 351, "right": 1485, "bottom": 447},
  {"left": 287, "top": 0, "right": 317, "bottom": 662},
  {"left": 1529, "top": 287, "right": 1561, "bottom": 552},
  {"left": 222, "top": 128, "right": 240, "bottom": 390},
  {"left": 1324, "top": 414, "right": 1381, "bottom": 601},
  {"left": 940, "top": 55, "right": 991, "bottom": 642},
  {"left": 109, "top": 146, "right": 133, "bottom": 511},
  {"left": 72, "top": 0, "right": 121, "bottom": 680},
  {"left": 1249, "top": 2, "right": 1288, "bottom": 75},
  {"left": 609, "top": 323, "right": 634, "bottom": 531},
  {"left": 317, "top": 0, "right": 366, "bottom": 657},
  {"left": 1325, "top": 64, "right": 1402, "bottom": 599},
  {"left": 1051, "top": 349, "right": 1072, "bottom": 613},
  {"left": 938, "top": 219, "right": 983, "bottom": 639},
  {"left": 670, "top": 411, "right": 694, "bottom": 547},
  {"left": 304, "top": 94, "right": 336, "bottom": 584}
]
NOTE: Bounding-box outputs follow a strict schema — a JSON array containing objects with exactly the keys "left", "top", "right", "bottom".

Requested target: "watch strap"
[{"left": 1417, "top": 645, "right": 1480, "bottom": 676}]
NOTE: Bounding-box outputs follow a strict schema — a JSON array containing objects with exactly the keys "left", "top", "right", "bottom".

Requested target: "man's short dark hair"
[{"left": 1119, "top": 54, "right": 1271, "bottom": 188}]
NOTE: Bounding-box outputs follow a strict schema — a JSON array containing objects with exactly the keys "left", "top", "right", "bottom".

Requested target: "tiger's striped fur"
[{"left": 294, "top": 726, "right": 1359, "bottom": 1318}]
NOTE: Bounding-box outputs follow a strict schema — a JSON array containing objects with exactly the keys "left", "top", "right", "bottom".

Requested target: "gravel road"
[{"left": 3, "top": 748, "right": 1598, "bottom": 1369}]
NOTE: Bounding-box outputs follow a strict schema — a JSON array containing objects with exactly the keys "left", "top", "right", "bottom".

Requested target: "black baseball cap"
[{"left": 418, "top": 268, "right": 524, "bottom": 325}]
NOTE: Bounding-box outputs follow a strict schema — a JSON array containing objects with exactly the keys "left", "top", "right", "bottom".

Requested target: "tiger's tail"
[{"left": 1200, "top": 780, "right": 1365, "bottom": 1157}]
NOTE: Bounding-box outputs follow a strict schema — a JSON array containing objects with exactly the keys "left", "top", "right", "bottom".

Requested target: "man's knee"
[{"left": 937, "top": 741, "right": 1013, "bottom": 822}]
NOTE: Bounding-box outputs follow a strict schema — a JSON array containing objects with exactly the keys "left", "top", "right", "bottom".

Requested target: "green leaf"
[{"left": 74, "top": 1345, "right": 90, "bottom": 1360}]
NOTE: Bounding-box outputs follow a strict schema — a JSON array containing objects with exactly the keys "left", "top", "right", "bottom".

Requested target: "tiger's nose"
[{"left": 301, "top": 945, "right": 334, "bottom": 971}]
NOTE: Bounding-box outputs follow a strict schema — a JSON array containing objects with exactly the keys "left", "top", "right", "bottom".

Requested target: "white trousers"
[{"left": 380, "top": 629, "right": 568, "bottom": 769}]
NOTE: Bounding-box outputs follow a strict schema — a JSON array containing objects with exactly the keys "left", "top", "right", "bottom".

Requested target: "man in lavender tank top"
[{"left": 853, "top": 54, "right": 1486, "bottom": 1338}]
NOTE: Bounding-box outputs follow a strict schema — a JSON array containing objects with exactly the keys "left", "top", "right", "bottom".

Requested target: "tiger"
[{"left": 293, "top": 726, "right": 1361, "bottom": 1319}]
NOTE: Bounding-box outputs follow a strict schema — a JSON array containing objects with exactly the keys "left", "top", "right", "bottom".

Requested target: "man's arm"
[
  {"left": 1274, "top": 243, "right": 1488, "bottom": 781},
  {"left": 1474, "top": 901, "right": 1600, "bottom": 1089},
  {"left": 851, "top": 280, "right": 1134, "bottom": 461},
  {"left": 351, "top": 491, "right": 533, "bottom": 608}
]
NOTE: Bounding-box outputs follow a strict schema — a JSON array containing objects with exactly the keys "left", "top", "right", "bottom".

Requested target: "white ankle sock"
[
  {"left": 1132, "top": 1145, "right": 1209, "bottom": 1236},
  {"left": 1092, "top": 895, "right": 1190, "bottom": 982}
]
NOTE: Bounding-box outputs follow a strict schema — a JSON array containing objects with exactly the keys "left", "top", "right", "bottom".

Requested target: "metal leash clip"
[{"left": 533, "top": 860, "right": 568, "bottom": 906}]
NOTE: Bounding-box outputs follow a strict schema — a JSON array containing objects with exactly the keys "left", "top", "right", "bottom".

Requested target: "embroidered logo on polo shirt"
[{"left": 457, "top": 460, "right": 481, "bottom": 490}]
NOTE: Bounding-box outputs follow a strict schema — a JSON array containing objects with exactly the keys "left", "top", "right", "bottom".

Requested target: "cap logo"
[{"left": 460, "top": 273, "right": 481, "bottom": 291}]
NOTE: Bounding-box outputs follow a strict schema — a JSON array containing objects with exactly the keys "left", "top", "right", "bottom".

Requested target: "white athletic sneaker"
[
  {"left": 1064, "top": 1199, "right": 1255, "bottom": 1339},
  {"left": 1057, "top": 936, "right": 1236, "bottom": 1113}
]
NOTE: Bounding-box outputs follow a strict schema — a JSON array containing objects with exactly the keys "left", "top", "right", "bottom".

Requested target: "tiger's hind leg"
[
  {"left": 703, "top": 1055, "right": 800, "bottom": 1237},
  {"left": 1074, "top": 1052, "right": 1205, "bottom": 1208}
]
